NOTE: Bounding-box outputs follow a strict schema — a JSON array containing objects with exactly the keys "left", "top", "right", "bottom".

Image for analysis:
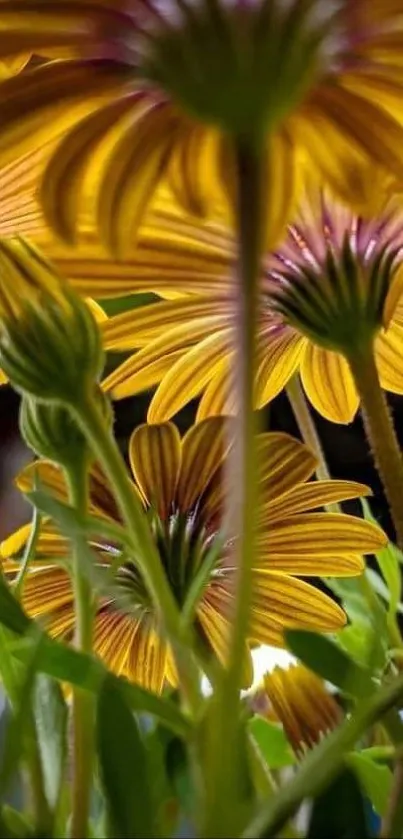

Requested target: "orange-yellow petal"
[
  {"left": 129, "top": 422, "right": 181, "bottom": 518},
  {"left": 300, "top": 344, "right": 359, "bottom": 424},
  {"left": 177, "top": 417, "right": 229, "bottom": 511},
  {"left": 257, "top": 432, "right": 317, "bottom": 498},
  {"left": 255, "top": 327, "right": 306, "bottom": 407},
  {"left": 257, "top": 513, "right": 386, "bottom": 559},
  {"left": 375, "top": 323, "right": 403, "bottom": 393},
  {"left": 261, "top": 480, "right": 371, "bottom": 522}
]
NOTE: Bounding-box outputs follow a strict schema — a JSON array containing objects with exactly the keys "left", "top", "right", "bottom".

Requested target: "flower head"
[
  {"left": 252, "top": 663, "right": 342, "bottom": 756},
  {"left": 0, "top": 237, "right": 105, "bottom": 404},
  {"left": 100, "top": 191, "right": 403, "bottom": 424},
  {"left": 0, "top": 3, "right": 403, "bottom": 250},
  {"left": 1, "top": 418, "right": 386, "bottom": 693}
]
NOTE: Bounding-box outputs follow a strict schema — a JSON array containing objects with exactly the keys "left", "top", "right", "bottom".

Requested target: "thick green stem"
[
  {"left": 203, "top": 139, "right": 264, "bottom": 837},
  {"left": 286, "top": 373, "right": 332, "bottom": 482},
  {"left": 67, "top": 464, "right": 94, "bottom": 839},
  {"left": 72, "top": 397, "right": 201, "bottom": 716},
  {"left": 347, "top": 344, "right": 403, "bottom": 550}
]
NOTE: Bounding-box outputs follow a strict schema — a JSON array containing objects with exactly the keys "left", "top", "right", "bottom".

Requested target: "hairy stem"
[{"left": 347, "top": 344, "right": 403, "bottom": 550}]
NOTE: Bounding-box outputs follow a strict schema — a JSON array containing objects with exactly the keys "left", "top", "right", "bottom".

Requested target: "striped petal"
[
  {"left": 261, "top": 480, "right": 371, "bottom": 522},
  {"left": 102, "top": 316, "right": 228, "bottom": 398},
  {"left": 257, "top": 513, "right": 386, "bottom": 559},
  {"left": 255, "top": 326, "right": 306, "bottom": 407},
  {"left": 147, "top": 330, "right": 232, "bottom": 422},
  {"left": 300, "top": 344, "right": 359, "bottom": 424},
  {"left": 254, "top": 551, "right": 365, "bottom": 577},
  {"left": 196, "top": 357, "right": 236, "bottom": 421},
  {"left": 129, "top": 423, "right": 181, "bottom": 518},
  {"left": 101, "top": 296, "right": 227, "bottom": 351},
  {"left": 168, "top": 122, "right": 224, "bottom": 217},
  {"left": 251, "top": 571, "right": 346, "bottom": 631},
  {"left": 177, "top": 417, "right": 229, "bottom": 511},
  {"left": 21, "top": 566, "right": 73, "bottom": 619},
  {"left": 257, "top": 432, "right": 317, "bottom": 499},
  {"left": 1, "top": 521, "right": 68, "bottom": 560},
  {"left": 125, "top": 618, "right": 168, "bottom": 694},
  {"left": 375, "top": 323, "right": 403, "bottom": 393},
  {"left": 197, "top": 599, "right": 253, "bottom": 688},
  {"left": 94, "top": 610, "right": 140, "bottom": 680}
]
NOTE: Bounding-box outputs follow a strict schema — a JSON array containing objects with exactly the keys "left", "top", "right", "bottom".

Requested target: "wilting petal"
[
  {"left": 261, "top": 480, "right": 371, "bottom": 522},
  {"left": 257, "top": 432, "right": 317, "bottom": 498},
  {"left": 255, "top": 326, "right": 306, "bottom": 407},
  {"left": 177, "top": 417, "right": 229, "bottom": 511},
  {"left": 197, "top": 599, "right": 253, "bottom": 688},
  {"left": 129, "top": 422, "right": 181, "bottom": 517},
  {"left": 375, "top": 323, "right": 403, "bottom": 393},
  {"left": 125, "top": 619, "right": 168, "bottom": 694},
  {"left": 101, "top": 296, "right": 227, "bottom": 351},
  {"left": 300, "top": 344, "right": 359, "bottom": 423},
  {"left": 257, "top": 513, "right": 386, "bottom": 558},
  {"left": 147, "top": 330, "right": 232, "bottom": 422}
]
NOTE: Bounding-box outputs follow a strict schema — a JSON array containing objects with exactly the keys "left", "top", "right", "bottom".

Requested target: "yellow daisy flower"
[
  {"left": 1, "top": 418, "right": 385, "bottom": 693},
  {"left": 253, "top": 663, "right": 342, "bottom": 756},
  {"left": 99, "top": 189, "right": 403, "bottom": 425},
  {"left": 0, "top": 2, "right": 403, "bottom": 250}
]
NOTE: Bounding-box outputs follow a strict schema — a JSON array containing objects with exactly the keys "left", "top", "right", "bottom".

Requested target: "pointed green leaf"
[
  {"left": 0, "top": 576, "right": 31, "bottom": 636},
  {"left": 248, "top": 718, "right": 295, "bottom": 770},
  {"left": 97, "top": 675, "right": 156, "bottom": 838},
  {"left": 347, "top": 752, "right": 392, "bottom": 817},
  {"left": 33, "top": 675, "right": 68, "bottom": 810},
  {"left": 284, "top": 630, "right": 373, "bottom": 697}
]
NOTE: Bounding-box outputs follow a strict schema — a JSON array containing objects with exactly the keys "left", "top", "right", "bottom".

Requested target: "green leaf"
[
  {"left": 347, "top": 752, "right": 392, "bottom": 817},
  {"left": 12, "top": 634, "right": 190, "bottom": 737},
  {"left": 0, "top": 806, "right": 32, "bottom": 838},
  {"left": 284, "top": 630, "right": 373, "bottom": 697},
  {"left": 97, "top": 675, "right": 156, "bottom": 839},
  {"left": 33, "top": 675, "right": 68, "bottom": 810},
  {"left": 248, "top": 718, "right": 295, "bottom": 770},
  {"left": 307, "top": 767, "right": 371, "bottom": 838},
  {"left": 0, "top": 576, "right": 31, "bottom": 636}
]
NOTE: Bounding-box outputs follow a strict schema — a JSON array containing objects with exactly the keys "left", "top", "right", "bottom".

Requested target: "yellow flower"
[
  {"left": 255, "top": 663, "right": 342, "bottom": 756},
  {"left": 100, "top": 190, "right": 403, "bottom": 424},
  {"left": 1, "top": 419, "right": 385, "bottom": 693},
  {"left": 0, "top": 3, "right": 403, "bottom": 250}
]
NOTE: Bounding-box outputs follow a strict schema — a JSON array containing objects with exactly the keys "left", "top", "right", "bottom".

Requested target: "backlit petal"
[
  {"left": 251, "top": 571, "right": 346, "bottom": 631},
  {"left": 94, "top": 610, "right": 139, "bottom": 678},
  {"left": 254, "top": 552, "right": 365, "bottom": 577},
  {"left": 257, "top": 432, "right": 317, "bottom": 498},
  {"left": 257, "top": 513, "right": 386, "bottom": 558},
  {"left": 300, "top": 344, "right": 359, "bottom": 423},
  {"left": 261, "top": 480, "right": 371, "bottom": 522},
  {"left": 375, "top": 323, "right": 403, "bottom": 393},
  {"left": 255, "top": 326, "right": 306, "bottom": 407},
  {"left": 197, "top": 599, "right": 253, "bottom": 688},
  {"left": 147, "top": 330, "right": 232, "bottom": 422},
  {"left": 196, "top": 357, "right": 235, "bottom": 421},
  {"left": 177, "top": 417, "right": 229, "bottom": 511},
  {"left": 125, "top": 619, "right": 167, "bottom": 694},
  {"left": 129, "top": 422, "right": 181, "bottom": 517}
]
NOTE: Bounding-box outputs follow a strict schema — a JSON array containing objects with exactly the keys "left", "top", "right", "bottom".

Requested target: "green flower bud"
[
  {"left": 0, "top": 238, "right": 104, "bottom": 405},
  {"left": 20, "top": 388, "right": 114, "bottom": 470}
]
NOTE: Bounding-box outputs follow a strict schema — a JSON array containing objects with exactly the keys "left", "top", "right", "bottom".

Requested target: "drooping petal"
[
  {"left": 261, "top": 480, "right": 371, "bottom": 522},
  {"left": 129, "top": 422, "right": 181, "bottom": 517},
  {"left": 147, "top": 330, "right": 232, "bottom": 422},
  {"left": 257, "top": 513, "right": 386, "bottom": 559},
  {"left": 375, "top": 323, "right": 403, "bottom": 393},
  {"left": 255, "top": 326, "right": 306, "bottom": 407},
  {"left": 257, "top": 432, "right": 317, "bottom": 498},
  {"left": 300, "top": 344, "right": 359, "bottom": 423},
  {"left": 177, "top": 417, "right": 229, "bottom": 511},
  {"left": 196, "top": 356, "right": 235, "bottom": 421}
]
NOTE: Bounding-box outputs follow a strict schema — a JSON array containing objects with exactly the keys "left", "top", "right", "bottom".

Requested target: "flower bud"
[{"left": 0, "top": 238, "right": 104, "bottom": 404}]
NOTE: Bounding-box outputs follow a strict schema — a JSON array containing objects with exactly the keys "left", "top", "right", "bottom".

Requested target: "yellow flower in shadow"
[{"left": 1, "top": 418, "right": 386, "bottom": 693}]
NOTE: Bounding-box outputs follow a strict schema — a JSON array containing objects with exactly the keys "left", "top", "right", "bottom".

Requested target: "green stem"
[
  {"left": 347, "top": 343, "right": 403, "bottom": 550},
  {"left": 72, "top": 397, "right": 201, "bottom": 716},
  {"left": 67, "top": 463, "right": 94, "bottom": 839},
  {"left": 203, "top": 138, "right": 264, "bottom": 837},
  {"left": 286, "top": 373, "right": 332, "bottom": 482},
  {"left": 14, "top": 507, "right": 41, "bottom": 600},
  {"left": 242, "top": 670, "right": 403, "bottom": 838}
]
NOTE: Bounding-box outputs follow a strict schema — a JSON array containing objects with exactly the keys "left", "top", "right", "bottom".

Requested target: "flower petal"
[
  {"left": 257, "top": 513, "right": 386, "bottom": 558},
  {"left": 177, "top": 417, "right": 230, "bottom": 511},
  {"left": 255, "top": 326, "right": 306, "bottom": 407},
  {"left": 147, "top": 330, "right": 232, "bottom": 422},
  {"left": 261, "top": 480, "right": 371, "bottom": 522},
  {"left": 197, "top": 599, "right": 253, "bottom": 688},
  {"left": 257, "top": 432, "right": 317, "bottom": 498},
  {"left": 375, "top": 324, "right": 403, "bottom": 393},
  {"left": 300, "top": 344, "right": 359, "bottom": 423},
  {"left": 125, "top": 619, "right": 168, "bottom": 694},
  {"left": 21, "top": 565, "right": 73, "bottom": 619},
  {"left": 129, "top": 422, "right": 181, "bottom": 518},
  {"left": 196, "top": 356, "right": 235, "bottom": 421},
  {"left": 94, "top": 610, "right": 140, "bottom": 679},
  {"left": 251, "top": 571, "right": 346, "bottom": 632}
]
